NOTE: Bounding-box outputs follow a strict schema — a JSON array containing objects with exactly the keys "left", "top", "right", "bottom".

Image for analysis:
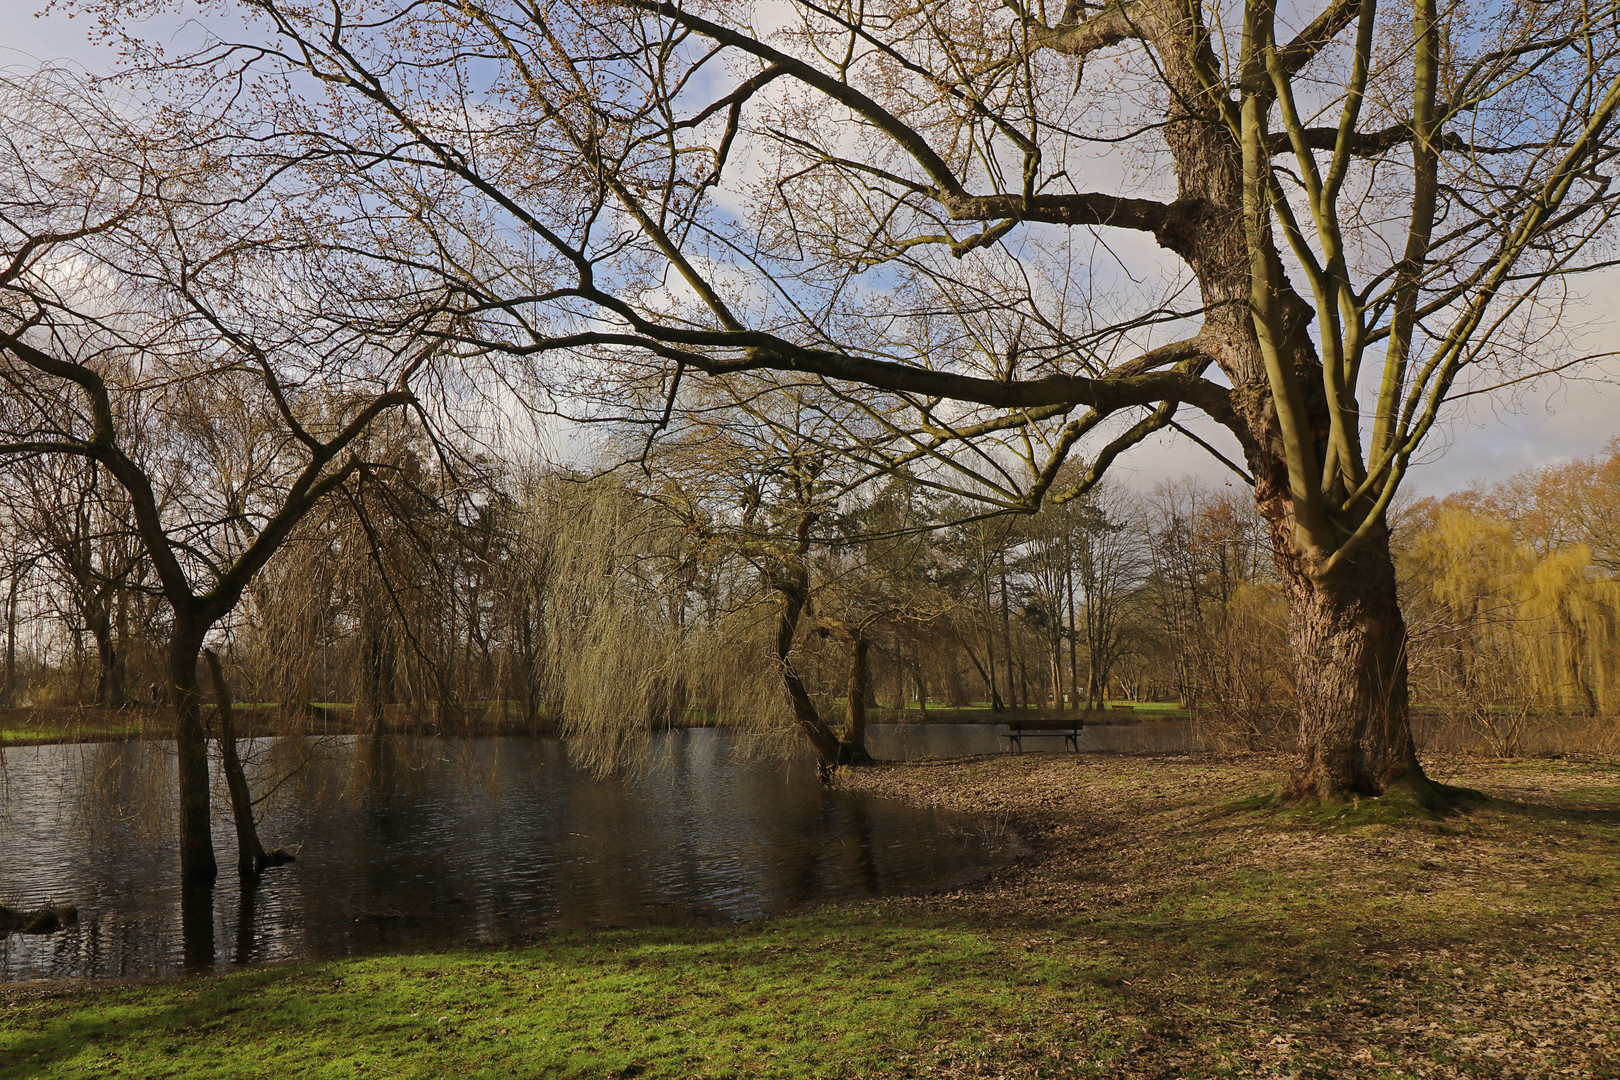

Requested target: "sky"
[{"left": 7, "top": 3, "right": 1619, "bottom": 500}]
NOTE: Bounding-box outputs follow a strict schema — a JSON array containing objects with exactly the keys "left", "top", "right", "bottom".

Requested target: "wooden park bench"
[{"left": 1000, "top": 714, "right": 1084, "bottom": 752}]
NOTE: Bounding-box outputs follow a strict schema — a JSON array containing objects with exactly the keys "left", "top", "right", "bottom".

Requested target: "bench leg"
[{"left": 1066, "top": 733, "right": 1079, "bottom": 752}]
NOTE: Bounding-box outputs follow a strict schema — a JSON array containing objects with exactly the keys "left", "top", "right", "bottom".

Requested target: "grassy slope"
[{"left": 2, "top": 753, "right": 1617, "bottom": 1079}]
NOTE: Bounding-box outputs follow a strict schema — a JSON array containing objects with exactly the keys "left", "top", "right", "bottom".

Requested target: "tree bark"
[
  {"left": 170, "top": 615, "right": 216, "bottom": 881},
  {"left": 979, "top": 557, "right": 1003, "bottom": 712},
  {"left": 772, "top": 575, "right": 849, "bottom": 771},
  {"left": 360, "top": 618, "right": 392, "bottom": 735},
  {"left": 843, "top": 633, "right": 869, "bottom": 758},
  {"left": 2, "top": 570, "right": 19, "bottom": 708},
  {"left": 204, "top": 649, "right": 273, "bottom": 874},
  {"left": 770, "top": 513, "right": 871, "bottom": 773},
  {"left": 998, "top": 550, "right": 1017, "bottom": 710},
  {"left": 1116, "top": 0, "right": 1434, "bottom": 801},
  {"left": 911, "top": 639, "right": 928, "bottom": 717},
  {"left": 1275, "top": 526, "right": 1426, "bottom": 800},
  {"left": 89, "top": 609, "right": 125, "bottom": 708}
]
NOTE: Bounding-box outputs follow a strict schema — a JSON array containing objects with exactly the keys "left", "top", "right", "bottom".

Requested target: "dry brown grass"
[{"left": 838, "top": 750, "right": 1620, "bottom": 1078}]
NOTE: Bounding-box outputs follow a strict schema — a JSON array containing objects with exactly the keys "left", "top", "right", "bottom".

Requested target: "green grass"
[
  {"left": 1, "top": 918, "right": 1138, "bottom": 1079},
  {"left": 0, "top": 721, "right": 145, "bottom": 743}
]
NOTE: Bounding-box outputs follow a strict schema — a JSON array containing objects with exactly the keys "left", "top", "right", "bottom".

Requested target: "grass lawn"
[
  {"left": 0, "top": 716, "right": 150, "bottom": 744},
  {"left": 2, "top": 752, "right": 1616, "bottom": 1078}
]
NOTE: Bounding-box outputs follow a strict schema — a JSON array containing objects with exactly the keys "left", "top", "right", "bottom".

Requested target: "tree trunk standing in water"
[
  {"left": 0, "top": 77, "right": 439, "bottom": 882},
  {"left": 770, "top": 570, "right": 856, "bottom": 771},
  {"left": 359, "top": 611, "right": 392, "bottom": 736},
  {"left": 169, "top": 616, "right": 215, "bottom": 880},
  {"left": 206, "top": 649, "right": 268, "bottom": 872},
  {"left": 768, "top": 511, "right": 869, "bottom": 773},
  {"left": 204, "top": 650, "right": 293, "bottom": 874}
]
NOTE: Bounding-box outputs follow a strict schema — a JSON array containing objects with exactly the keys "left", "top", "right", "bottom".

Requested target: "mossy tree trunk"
[{"left": 1272, "top": 523, "right": 1426, "bottom": 801}]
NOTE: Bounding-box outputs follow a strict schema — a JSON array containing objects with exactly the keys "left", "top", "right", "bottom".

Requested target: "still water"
[{"left": 0, "top": 728, "right": 1031, "bottom": 980}]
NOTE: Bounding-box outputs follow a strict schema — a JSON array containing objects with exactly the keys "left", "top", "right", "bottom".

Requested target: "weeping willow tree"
[
  {"left": 1400, "top": 504, "right": 1620, "bottom": 720},
  {"left": 1518, "top": 548, "right": 1620, "bottom": 715},
  {"left": 531, "top": 474, "right": 801, "bottom": 776}
]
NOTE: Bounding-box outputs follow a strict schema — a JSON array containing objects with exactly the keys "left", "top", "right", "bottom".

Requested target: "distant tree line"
[{"left": 6, "top": 434, "right": 1616, "bottom": 765}]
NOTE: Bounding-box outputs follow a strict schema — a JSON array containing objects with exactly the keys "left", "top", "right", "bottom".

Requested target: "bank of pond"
[
  {"left": 0, "top": 701, "right": 1191, "bottom": 747},
  {"left": 4, "top": 714, "right": 1596, "bottom": 983},
  {"left": 3, "top": 728, "right": 1082, "bottom": 979}
]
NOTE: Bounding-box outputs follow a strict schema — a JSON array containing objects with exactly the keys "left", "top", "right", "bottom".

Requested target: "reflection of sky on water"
[{"left": 0, "top": 730, "right": 1013, "bottom": 980}]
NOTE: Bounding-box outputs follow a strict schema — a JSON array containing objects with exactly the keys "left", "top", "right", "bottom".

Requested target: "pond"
[
  {"left": 1, "top": 729, "right": 1021, "bottom": 980},
  {"left": 1, "top": 719, "right": 1197, "bottom": 980}
]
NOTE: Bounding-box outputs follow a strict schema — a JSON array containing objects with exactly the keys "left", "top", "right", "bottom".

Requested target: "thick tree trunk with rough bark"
[
  {"left": 1274, "top": 526, "right": 1425, "bottom": 800},
  {"left": 1127, "top": 0, "right": 1433, "bottom": 802}
]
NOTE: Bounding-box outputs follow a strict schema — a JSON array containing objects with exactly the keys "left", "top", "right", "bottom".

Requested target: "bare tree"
[
  {"left": 0, "top": 72, "right": 442, "bottom": 878},
  {"left": 6, "top": 456, "right": 151, "bottom": 707},
  {"left": 1148, "top": 480, "right": 1292, "bottom": 738}
]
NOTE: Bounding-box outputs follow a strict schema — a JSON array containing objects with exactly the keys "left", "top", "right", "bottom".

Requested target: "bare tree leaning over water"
[{"left": 0, "top": 71, "right": 454, "bottom": 880}]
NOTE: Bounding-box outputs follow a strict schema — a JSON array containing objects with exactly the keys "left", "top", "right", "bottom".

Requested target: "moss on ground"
[{"left": 2, "top": 752, "right": 1617, "bottom": 1078}]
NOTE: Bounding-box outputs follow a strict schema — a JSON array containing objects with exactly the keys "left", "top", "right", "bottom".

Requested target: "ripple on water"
[{"left": 0, "top": 729, "right": 1016, "bottom": 979}]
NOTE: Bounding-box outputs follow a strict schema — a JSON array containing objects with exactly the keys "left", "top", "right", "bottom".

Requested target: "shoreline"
[
  {"left": 0, "top": 704, "right": 1186, "bottom": 748},
  {"left": 3, "top": 750, "right": 1617, "bottom": 1077}
]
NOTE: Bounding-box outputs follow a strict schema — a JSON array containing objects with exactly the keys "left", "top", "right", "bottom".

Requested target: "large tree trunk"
[
  {"left": 170, "top": 616, "right": 216, "bottom": 881},
  {"left": 1127, "top": 0, "right": 1433, "bottom": 803},
  {"left": 1276, "top": 526, "right": 1426, "bottom": 801}
]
